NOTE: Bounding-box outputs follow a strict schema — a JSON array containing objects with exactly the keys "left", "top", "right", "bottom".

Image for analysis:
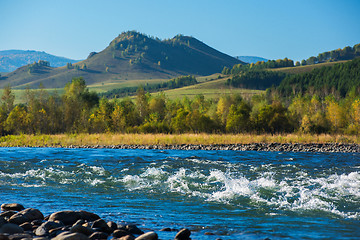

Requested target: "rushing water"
[{"left": 0, "top": 147, "right": 359, "bottom": 239}]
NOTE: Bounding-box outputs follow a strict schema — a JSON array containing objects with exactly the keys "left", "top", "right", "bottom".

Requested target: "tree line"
[
  {"left": 100, "top": 75, "right": 197, "bottom": 98},
  {"left": 1, "top": 77, "right": 359, "bottom": 135}
]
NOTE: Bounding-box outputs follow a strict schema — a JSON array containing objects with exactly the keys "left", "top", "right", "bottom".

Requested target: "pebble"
[{"left": 36, "top": 143, "right": 360, "bottom": 152}]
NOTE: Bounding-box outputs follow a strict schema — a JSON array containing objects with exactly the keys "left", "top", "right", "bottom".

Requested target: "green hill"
[{"left": 0, "top": 31, "right": 243, "bottom": 89}]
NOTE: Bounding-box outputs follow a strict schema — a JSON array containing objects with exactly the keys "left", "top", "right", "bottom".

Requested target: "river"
[{"left": 0, "top": 147, "right": 359, "bottom": 239}]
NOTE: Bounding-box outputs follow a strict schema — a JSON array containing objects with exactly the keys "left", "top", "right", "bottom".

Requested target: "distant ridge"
[
  {"left": 235, "top": 56, "right": 268, "bottom": 64},
  {"left": 1, "top": 31, "right": 244, "bottom": 88},
  {"left": 0, "top": 50, "right": 80, "bottom": 72}
]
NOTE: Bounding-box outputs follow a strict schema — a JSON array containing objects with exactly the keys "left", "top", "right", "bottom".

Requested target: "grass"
[
  {"left": 270, "top": 60, "right": 349, "bottom": 74},
  {"left": 0, "top": 133, "right": 359, "bottom": 147},
  {"left": 162, "top": 77, "right": 263, "bottom": 100}
]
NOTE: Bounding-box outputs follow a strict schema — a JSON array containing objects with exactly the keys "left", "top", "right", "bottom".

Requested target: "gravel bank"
[{"left": 56, "top": 143, "right": 360, "bottom": 153}]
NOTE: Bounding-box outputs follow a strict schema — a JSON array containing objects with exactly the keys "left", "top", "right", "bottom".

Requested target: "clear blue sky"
[{"left": 1, "top": 0, "right": 359, "bottom": 61}]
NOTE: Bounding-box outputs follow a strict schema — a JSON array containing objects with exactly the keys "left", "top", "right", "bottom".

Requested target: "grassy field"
[
  {"left": 270, "top": 60, "right": 349, "bottom": 74},
  {"left": 0, "top": 133, "right": 359, "bottom": 147},
  {"left": 163, "top": 76, "right": 263, "bottom": 100}
]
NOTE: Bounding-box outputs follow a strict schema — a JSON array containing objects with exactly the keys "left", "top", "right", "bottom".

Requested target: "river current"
[{"left": 0, "top": 147, "right": 359, "bottom": 239}]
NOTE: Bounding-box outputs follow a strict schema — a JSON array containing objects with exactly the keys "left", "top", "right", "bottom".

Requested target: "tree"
[
  {"left": 62, "top": 77, "right": 99, "bottom": 132},
  {"left": 136, "top": 87, "right": 149, "bottom": 122},
  {"left": 5, "top": 105, "right": 28, "bottom": 134},
  {"left": 225, "top": 102, "right": 251, "bottom": 133},
  {"left": 1, "top": 85, "right": 15, "bottom": 114}
]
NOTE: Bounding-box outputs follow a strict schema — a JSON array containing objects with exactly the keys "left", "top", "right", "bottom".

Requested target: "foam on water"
[{"left": 0, "top": 148, "right": 359, "bottom": 239}]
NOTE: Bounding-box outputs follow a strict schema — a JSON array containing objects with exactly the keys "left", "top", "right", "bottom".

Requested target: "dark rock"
[
  {"left": 107, "top": 221, "right": 117, "bottom": 232},
  {"left": 72, "top": 220, "right": 85, "bottom": 227},
  {"left": 52, "top": 231, "right": 89, "bottom": 240},
  {"left": 113, "top": 229, "right": 133, "bottom": 238},
  {"left": 89, "top": 231, "right": 108, "bottom": 240},
  {"left": 31, "top": 219, "right": 44, "bottom": 226},
  {"left": 115, "top": 235, "right": 135, "bottom": 240},
  {"left": 0, "top": 233, "right": 9, "bottom": 240},
  {"left": 0, "top": 204, "right": 25, "bottom": 212},
  {"left": 135, "top": 232, "right": 158, "bottom": 240},
  {"left": 49, "top": 211, "right": 99, "bottom": 226},
  {"left": 0, "top": 223, "right": 24, "bottom": 234},
  {"left": 35, "top": 221, "right": 65, "bottom": 236},
  {"left": 160, "top": 228, "right": 172, "bottom": 232},
  {"left": 0, "top": 217, "right": 6, "bottom": 228},
  {"left": 7, "top": 233, "right": 32, "bottom": 240},
  {"left": 8, "top": 208, "right": 43, "bottom": 225},
  {"left": 0, "top": 211, "right": 16, "bottom": 220},
  {"left": 18, "top": 223, "right": 32, "bottom": 231},
  {"left": 125, "top": 225, "right": 144, "bottom": 235},
  {"left": 204, "top": 232, "right": 214, "bottom": 235},
  {"left": 175, "top": 228, "right": 191, "bottom": 240},
  {"left": 91, "top": 219, "right": 112, "bottom": 233},
  {"left": 70, "top": 224, "right": 94, "bottom": 236}
]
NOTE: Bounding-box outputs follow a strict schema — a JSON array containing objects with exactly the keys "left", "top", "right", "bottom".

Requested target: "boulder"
[
  {"left": 125, "top": 225, "right": 144, "bottom": 235},
  {"left": 88, "top": 231, "right": 108, "bottom": 240},
  {"left": 8, "top": 208, "right": 43, "bottom": 225},
  {"left": 0, "top": 204, "right": 25, "bottom": 212},
  {"left": 7, "top": 233, "right": 32, "bottom": 240},
  {"left": 18, "top": 222, "right": 32, "bottom": 231},
  {"left": 91, "top": 219, "right": 112, "bottom": 233},
  {"left": 113, "top": 229, "right": 132, "bottom": 238},
  {"left": 51, "top": 231, "right": 89, "bottom": 240},
  {"left": 70, "top": 224, "right": 94, "bottom": 236},
  {"left": 0, "top": 233, "right": 9, "bottom": 240},
  {"left": 107, "top": 221, "right": 117, "bottom": 232},
  {"left": 135, "top": 232, "right": 158, "bottom": 240},
  {"left": 0, "top": 224, "right": 24, "bottom": 234},
  {"left": 175, "top": 228, "right": 191, "bottom": 240},
  {"left": 48, "top": 211, "right": 99, "bottom": 226},
  {"left": 0, "top": 211, "right": 16, "bottom": 220},
  {"left": 115, "top": 235, "right": 135, "bottom": 240},
  {"left": 0, "top": 217, "right": 6, "bottom": 228}
]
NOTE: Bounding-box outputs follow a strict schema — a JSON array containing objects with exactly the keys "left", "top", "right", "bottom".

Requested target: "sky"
[{"left": 1, "top": 0, "right": 360, "bottom": 62}]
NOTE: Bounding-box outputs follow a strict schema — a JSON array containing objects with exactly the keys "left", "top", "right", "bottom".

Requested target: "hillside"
[
  {"left": 0, "top": 50, "right": 80, "bottom": 72},
  {"left": 0, "top": 31, "right": 244, "bottom": 89}
]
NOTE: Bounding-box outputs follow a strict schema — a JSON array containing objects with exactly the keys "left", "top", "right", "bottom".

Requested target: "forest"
[{"left": 0, "top": 76, "right": 359, "bottom": 136}]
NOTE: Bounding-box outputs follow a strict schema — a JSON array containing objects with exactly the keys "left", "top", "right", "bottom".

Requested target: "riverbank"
[
  {"left": 0, "top": 133, "right": 359, "bottom": 152},
  {"left": 0, "top": 203, "right": 189, "bottom": 240}
]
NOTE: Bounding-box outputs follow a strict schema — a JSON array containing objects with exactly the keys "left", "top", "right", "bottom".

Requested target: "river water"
[{"left": 0, "top": 147, "right": 359, "bottom": 239}]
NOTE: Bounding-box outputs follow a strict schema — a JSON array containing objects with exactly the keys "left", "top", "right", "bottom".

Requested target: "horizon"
[{"left": 1, "top": 0, "right": 360, "bottom": 61}]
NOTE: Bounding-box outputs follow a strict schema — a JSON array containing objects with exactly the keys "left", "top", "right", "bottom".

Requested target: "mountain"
[
  {"left": 0, "top": 31, "right": 244, "bottom": 88},
  {"left": 235, "top": 56, "right": 268, "bottom": 64},
  {"left": 0, "top": 50, "right": 80, "bottom": 72}
]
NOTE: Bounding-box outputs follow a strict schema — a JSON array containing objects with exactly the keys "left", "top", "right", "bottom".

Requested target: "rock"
[
  {"left": 0, "top": 223, "right": 24, "bottom": 234},
  {"left": 135, "top": 232, "right": 158, "bottom": 240},
  {"left": 175, "top": 228, "right": 191, "bottom": 240},
  {"left": 125, "top": 225, "right": 144, "bottom": 235},
  {"left": 35, "top": 220, "right": 65, "bottom": 236},
  {"left": 91, "top": 219, "right": 112, "bottom": 233},
  {"left": 31, "top": 219, "right": 44, "bottom": 226},
  {"left": 0, "top": 217, "right": 6, "bottom": 228},
  {"left": 115, "top": 235, "right": 135, "bottom": 240},
  {"left": 88, "top": 231, "right": 108, "bottom": 240},
  {"left": 0, "top": 204, "right": 25, "bottom": 212},
  {"left": 48, "top": 211, "right": 99, "bottom": 226},
  {"left": 8, "top": 208, "right": 43, "bottom": 225},
  {"left": 113, "top": 229, "right": 132, "bottom": 238},
  {"left": 19, "top": 222, "right": 32, "bottom": 231},
  {"left": 70, "top": 224, "right": 94, "bottom": 236},
  {"left": 0, "top": 211, "right": 16, "bottom": 220},
  {"left": 160, "top": 228, "right": 172, "bottom": 232},
  {"left": 7, "top": 233, "right": 32, "bottom": 240},
  {"left": 0, "top": 234, "right": 9, "bottom": 240},
  {"left": 52, "top": 231, "right": 89, "bottom": 240},
  {"left": 107, "top": 221, "right": 117, "bottom": 232}
]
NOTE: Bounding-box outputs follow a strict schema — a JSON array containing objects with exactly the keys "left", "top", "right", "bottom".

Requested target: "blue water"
[{"left": 0, "top": 147, "right": 359, "bottom": 239}]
